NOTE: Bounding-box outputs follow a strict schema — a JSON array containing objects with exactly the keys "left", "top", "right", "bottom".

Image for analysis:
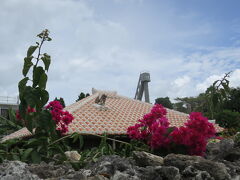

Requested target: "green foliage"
[
  {"left": 173, "top": 72, "right": 234, "bottom": 121},
  {"left": 205, "top": 72, "right": 231, "bottom": 119},
  {"left": 173, "top": 102, "right": 188, "bottom": 113},
  {"left": 0, "top": 131, "right": 148, "bottom": 168},
  {"left": 0, "top": 134, "right": 71, "bottom": 164},
  {"left": 74, "top": 135, "right": 150, "bottom": 168},
  {"left": 174, "top": 93, "right": 208, "bottom": 114},
  {"left": 17, "top": 29, "right": 59, "bottom": 140},
  {"left": 155, "top": 97, "right": 173, "bottom": 109},
  {"left": 215, "top": 110, "right": 240, "bottom": 129},
  {"left": 76, "top": 92, "right": 90, "bottom": 102},
  {"left": 0, "top": 109, "right": 23, "bottom": 138},
  {"left": 54, "top": 97, "right": 66, "bottom": 108},
  {"left": 223, "top": 87, "right": 240, "bottom": 113},
  {"left": 0, "top": 30, "right": 64, "bottom": 164}
]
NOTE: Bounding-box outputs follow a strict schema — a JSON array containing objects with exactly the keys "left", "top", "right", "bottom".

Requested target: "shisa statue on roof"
[{"left": 95, "top": 94, "right": 107, "bottom": 106}]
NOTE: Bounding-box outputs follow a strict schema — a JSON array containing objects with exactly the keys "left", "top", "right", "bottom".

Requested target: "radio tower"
[{"left": 134, "top": 72, "right": 151, "bottom": 103}]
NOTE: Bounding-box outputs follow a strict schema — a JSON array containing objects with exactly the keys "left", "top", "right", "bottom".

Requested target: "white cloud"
[
  {"left": 196, "top": 74, "right": 222, "bottom": 92},
  {"left": 230, "top": 69, "right": 240, "bottom": 87},
  {"left": 173, "top": 76, "right": 191, "bottom": 88},
  {"left": 196, "top": 69, "right": 240, "bottom": 93},
  {"left": 0, "top": 0, "right": 240, "bottom": 105}
]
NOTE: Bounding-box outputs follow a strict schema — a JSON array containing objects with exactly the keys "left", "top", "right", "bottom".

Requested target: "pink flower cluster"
[
  {"left": 16, "top": 101, "right": 74, "bottom": 135},
  {"left": 171, "top": 112, "right": 216, "bottom": 155},
  {"left": 46, "top": 101, "right": 74, "bottom": 134},
  {"left": 127, "top": 104, "right": 217, "bottom": 156},
  {"left": 127, "top": 104, "right": 170, "bottom": 148}
]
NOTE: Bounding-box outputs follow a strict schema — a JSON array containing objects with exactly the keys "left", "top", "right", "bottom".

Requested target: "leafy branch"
[{"left": 205, "top": 71, "right": 232, "bottom": 119}]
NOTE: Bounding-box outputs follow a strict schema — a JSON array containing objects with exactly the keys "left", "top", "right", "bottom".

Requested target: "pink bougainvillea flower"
[
  {"left": 15, "top": 101, "right": 74, "bottom": 135},
  {"left": 46, "top": 100, "right": 74, "bottom": 134},
  {"left": 127, "top": 104, "right": 218, "bottom": 156}
]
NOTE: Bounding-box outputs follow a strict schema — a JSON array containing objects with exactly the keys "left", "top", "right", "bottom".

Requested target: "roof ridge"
[
  {"left": 64, "top": 93, "right": 99, "bottom": 113},
  {"left": 115, "top": 94, "right": 153, "bottom": 107},
  {"left": 92, "top": 88, "right": 117, "bottom": 95},
  {"left": 166, "top": 108, "right": 189, "bottom": 116}
]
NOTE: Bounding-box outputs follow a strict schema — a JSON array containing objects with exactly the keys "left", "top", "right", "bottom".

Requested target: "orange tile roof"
[{"left": 1, "top": 89, "right": 224, "bottom": 142}]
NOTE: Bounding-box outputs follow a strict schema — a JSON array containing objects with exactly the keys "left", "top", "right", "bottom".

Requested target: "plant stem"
[
  {"left": 35, "top": 37, "right": 45, "bottom": 67},
  {"left": 48, "top": 134, "right": 72, "bottom": 146},
  {"left": 49, "top": 133, "right": 146, "bottom": 151}
]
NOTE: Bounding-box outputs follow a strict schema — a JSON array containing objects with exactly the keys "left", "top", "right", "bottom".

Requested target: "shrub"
[
  {"left": 170, "top": 112, "right": 216, "bottom": 155},
  {"left": 0, "top": 30, "right": 75, "bottom": 164},
  {"left": 127, "top": 104, "right": 217, "bottom": 156},
  {"left": 216, "top": 110, "right": 240, "bottom": 129}
]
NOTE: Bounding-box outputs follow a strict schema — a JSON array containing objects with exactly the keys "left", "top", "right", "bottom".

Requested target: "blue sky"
[{"left": 0, "top": 0, "right": 240, "bottom": 105}]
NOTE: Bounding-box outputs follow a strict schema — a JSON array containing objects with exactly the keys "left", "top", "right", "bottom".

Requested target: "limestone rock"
[
  {"left": 157, "top": 166, "right": 181, "bottom": 180},
  {"left": 88, "top": 155, "right": 135, "bottom": 177},
  {"left": 87, "top": 175, "right": 108, "bottom": 180},
  {"left": 65, "top": 151, "right": 81, "bottom": 162},
  {"left": 224, "top": 147, "right": 240, "bottom": 162},
  {"left": 234, "top": 132, "right": 240, "bottom": 147},
  {"left": 28, "top": 161, "right": 74, "bottom": 179},
  {"left": 182, "top": 166, "right": 214, "bottom": 180},
  {"left": 164, "top": 153, "right": 202, "bottom": 171},
  {"left": 136, "top": 166, "right": 163, "bottom": 180},
  {"left": 132, "top": 151, "right": 164, "bottom": 167},
  {"left": 164, "top": 154, "right": 231, "bottom": 180},
  {"left": 205, "top": 141, "right": 221, "bottom": 160},
  {"left": 219, "top": 160, "right": 240, "bottom": 178},
  {"left": 137, "top": 165, "right": 180, "bottom": 180},
  {"left": 206, "top": 138, "right": 235, "bottom": 161},
  {"left": 0, "top": 160, "right": 40, "bottom": 180},
  {"left": 220, "top": 138, "right": 235, "bottom": 155},
  {"left": 111, "top": 170, "right": 140, "bottom": 180}
]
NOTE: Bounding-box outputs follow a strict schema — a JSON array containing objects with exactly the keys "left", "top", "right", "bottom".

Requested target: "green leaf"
[
  {"left": 212, "top": 93, "right": 219, "bottom": 107},
  {"left": 0, "top": 150, "right": 6, "bottom": 153},
  {"left": 39, "top": 110, "right": 56, "bottom": 137},
  {"left": 33, "top": 66, "right": 44, "bottom": 87},
  {"left": 23, "top": 86, "right": 37, "bottom": 107},
  {"left": 40, "top": 90, "right": 49, "bottom": 107},
  {"left": 166, "top": 127, "right": 176, "bottom": 135},
  {"left": 79, "top": 135, "right": 84, "bottom": 149},
  {"left": 12, "top": 154, "right": 20, "bottom": 161},
  {"left": 18, "top": 102, "right": 27, "bottom": 120},
  {"left": 26, "top": 114, "right": 34, "bottom": 133},
  {"left": 22, "top": 148, "right": 33, "bottom": 161},
  {"left": 22, "top": 57, "right": 33, "bottom": 76},
  {"left": 41, "top": 54, "right": 51, "bottom": 71},
  {"left": 220, "top": 88, "right": 227, "bottom": 99},
  {"left": 32, "top": 88, "right": 43, "bottom": 111},
  {"left": 72, "top": 134, "right": 79, "bottom": 143},
  {"left": 39, "top": 73, "right": 47, "bottom": 89},
  {"left": 27, "top": 46, "right": 38, "bottom": 57},
  {"left": 37, "top": 146, "right": 43, "bottom": 152},
  {"left": 8, "top": 109, "right": 15, "bottom": 122},
  {"left": 225, "top": 79, "right": 230, "bottom": 86},
  {"left": 18, "top": 77, "right": 29, "bottom": 93},
  {"left": 27, "top": 138, "right": 39, "bottom": 145},
  {"left": 222, "top": 83, "right": 230, "bottom": 93},
  {"left": 31, "top": 151, "right": 41, "bottom": 163}
]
